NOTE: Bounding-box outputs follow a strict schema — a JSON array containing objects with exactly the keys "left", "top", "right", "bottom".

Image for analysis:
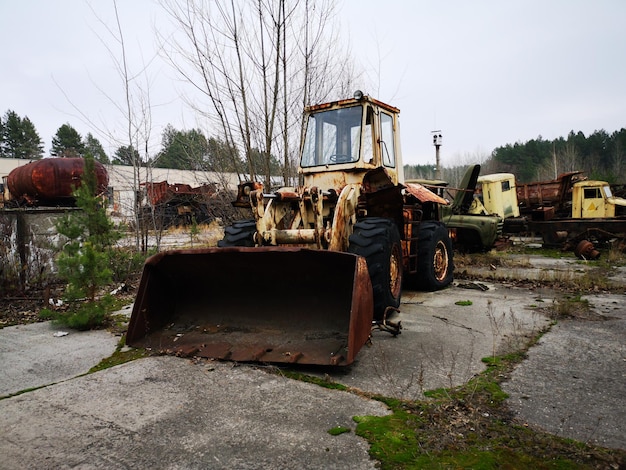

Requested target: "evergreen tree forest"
[
  {"left": 152, "top": 126, "right": 282, "bottom": 176},
  {"left": 404, "top": 128, "right": 626, "bottom": 186},
  {"left": 1, "top": 110, "right": 283, "bottom": 177},
  {"left": 490, "top": 129, "right": 626, "bottom": 183},
  {"left": 3, "top": 108, "right": 625, "bottom": 185}
]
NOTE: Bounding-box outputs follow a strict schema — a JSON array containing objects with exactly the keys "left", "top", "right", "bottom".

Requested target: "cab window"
[
  {"left": 380, "top": 112, "right": 395, "bottom": 167},
  {"left": 584, "top": 187, "right": 602, "bottom": 199},
  {"left": 301, "top": 105, "right": 363, "bottom": 167}
]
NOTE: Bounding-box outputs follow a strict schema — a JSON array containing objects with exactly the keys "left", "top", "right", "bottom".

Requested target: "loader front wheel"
[
  {"left": 218, "top": 219, "right": 257, "bottom": 247},
  {"left": 413, "top": 221, "right": 453, "bottom": 291},
  {"left": 348, "top": 217, "right": 402, "bottom": 321}
]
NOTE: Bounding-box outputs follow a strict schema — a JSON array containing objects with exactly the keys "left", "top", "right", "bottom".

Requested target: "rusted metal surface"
[
  {"left": 274, "top": 188, "right": 301, "bottom": 201},
  {"left": 139, "top": 180, "right": 218, "bottom": 227},
  {"left": 142, "top": 181, "right": 216, "bottom": 206},
  {"left": 404, "top": 182, "right": 449, "bottom": 205},
  {"left": 530, "top": 206, "right": 555, "bottom": 221},
  {"left": 232, "top": 181, "right": 264, "bottom": 208},
  {"left": 271, "top": 229, "right": 317, "bottom": 244},
  {"left": 305, "top": 95, "right": 400, "bottom": 116},
  {"left": 528, "top": 218, "right": 626, "bottom": 246},
  {"left": 126, "top": 247, "right": 373, "bottom": 366},
  {"left": 7, "top": 157, "right": 108, "bottom": 205},
  {"left": 327, "top": 184, "right": 359, "bottom": 252},
  {"left": 575, "top": 240, "right": 600, "bottom": 260},
  {"left": 516, "top": 171, "right": 583, "bottom": 212}
]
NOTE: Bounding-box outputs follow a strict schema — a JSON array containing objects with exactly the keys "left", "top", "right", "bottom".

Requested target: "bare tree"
[
  {"left": 158, "top": 0, "right": 358, "bottom": 189},
  {"left": 536, "top": 142, "right": 582, "bottom": 180},
  {"left": 558, "top": 142, "right": 582, "bottom": 174},
  {"left": 440, "top": 148, "right": 492, "bottom": 187},
  {"left": 103, "top": 1, "right": 160, "bottom": 252},
  {"left": 610, "top": 139, "right": 626, "bottom": 182},
  {"left": 54, "top": 1, "right": 160, "bottom": 252}
]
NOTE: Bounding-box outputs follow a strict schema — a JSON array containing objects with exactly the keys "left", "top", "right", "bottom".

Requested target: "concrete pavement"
[
  {"left": 0, "top": 271, "right": 624, "bottom": 468},
  {"left": 503, "top": 293, "right": 626, "bottom": 450},
  {"left": 1, "top": 356, "right": 388, "bottom": 469},
  {"left": 0, "top": 321, "right": 119, "bottom": 397}
]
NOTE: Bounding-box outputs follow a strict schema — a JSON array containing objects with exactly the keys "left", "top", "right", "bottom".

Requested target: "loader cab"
[{"left": 299, "top": 92, "right": 402, "bottom": 188}]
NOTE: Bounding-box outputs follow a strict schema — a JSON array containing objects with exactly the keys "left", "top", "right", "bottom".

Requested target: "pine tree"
[
  {"left": 112, "top": 145, "right": 140, "bottom": 165},
  {"left": 20, "top": 116, "right": 44, "bottom": 158},
  {"left": 84, "top": 133, "right": 110, "bottom": 164},
  {"left": 50, "top": 154, "right": 120, "bottom": 329},
  {"left": 51, "top": 123, "right": 85, "bottom": 157},
  {"left": 0, "top": 110, "right": 43, "bottom": 159}
]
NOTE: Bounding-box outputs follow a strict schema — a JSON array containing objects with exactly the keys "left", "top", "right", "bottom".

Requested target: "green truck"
[{"left": 409, "top": 164, "right": 504, "bottom": 252}]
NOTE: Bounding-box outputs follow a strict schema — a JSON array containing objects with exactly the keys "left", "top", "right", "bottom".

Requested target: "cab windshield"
[{"left": 301, "top": 105, "right": 364, "bottom": 167}]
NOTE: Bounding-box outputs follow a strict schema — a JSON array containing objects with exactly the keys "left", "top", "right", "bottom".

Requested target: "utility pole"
[{"left": 432, "top": 130, "right": 442, "bottom": 180}]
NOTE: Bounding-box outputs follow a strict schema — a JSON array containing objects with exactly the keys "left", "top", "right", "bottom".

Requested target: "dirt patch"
[
  {"left": 0, "top": 282, "right": 137, "bottom": 329},
  {"left": 0, "top": 287, "right": 58, "bottom": 328}
]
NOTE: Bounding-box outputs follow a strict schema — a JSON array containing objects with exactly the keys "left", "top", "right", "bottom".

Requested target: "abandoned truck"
[
  {"left": 408, "top": 164, "right": 504, "bottom": 252},
  {"left": 126, "top": 92, "right": 454, "bottom": 366},
  {"left": 140, "top": 180, "right": 217, "bottom": 228},
  {"left": 477, "top": 172, "right": 626, "bottom": 254}
]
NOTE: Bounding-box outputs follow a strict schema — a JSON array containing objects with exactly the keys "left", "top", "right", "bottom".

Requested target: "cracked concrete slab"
[
  {"left": 0, "top": 321, "right": 119, "bottom": 397},
  {"left": 0, "top": 356, "right": 389, "bottom": 469},
  {"left": 319, "top": 282, "right": 551, "bottom": 400},
  {"left": 1, "top": 254, "right": 624, "bottom": 467},
  {"left": 502, "top": 293, "right": 626, "bottom": 450}
]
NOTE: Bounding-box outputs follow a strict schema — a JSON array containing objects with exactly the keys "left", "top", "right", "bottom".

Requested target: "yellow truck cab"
[
  {"left": 476, "top": 173, "right": 520, "bottom": 219},
  {"left": 572, "top": 180, "right": 626, "bottom": 218}
]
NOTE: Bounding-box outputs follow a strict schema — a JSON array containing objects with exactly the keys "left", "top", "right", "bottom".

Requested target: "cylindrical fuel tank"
[{"left": 7, "top": 157, "right": 108, "bottom": 203}]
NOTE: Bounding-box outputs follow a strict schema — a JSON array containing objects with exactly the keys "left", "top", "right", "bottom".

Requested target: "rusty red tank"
[{"left": 7, "top": 157, "right": 108, "bottom": 205}]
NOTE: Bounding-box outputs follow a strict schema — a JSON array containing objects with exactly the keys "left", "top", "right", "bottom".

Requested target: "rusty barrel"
[
  {"left": 126, "top": 247, "right": 374, "bottom": 366},
  {"left": 7, "top": 157, "right": 108, "bottom": 203}
]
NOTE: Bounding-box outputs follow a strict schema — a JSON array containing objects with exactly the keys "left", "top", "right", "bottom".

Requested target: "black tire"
[
  {"left": 413, "top": 221, "right": 453, "bottom": 291},
  {"left": 348, "top": 217, "right": 403, "bottom": 321},
  {"left": 217, "top": 219, "right": 257, "bottom": 247}
]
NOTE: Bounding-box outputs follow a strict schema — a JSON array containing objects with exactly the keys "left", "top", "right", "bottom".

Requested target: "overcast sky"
[{"left": 2, "top": 0, "right": 625, "bottom": 167}]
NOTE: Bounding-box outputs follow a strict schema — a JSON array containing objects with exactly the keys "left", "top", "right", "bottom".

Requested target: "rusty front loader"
[{"left": 126, "top": 92, "right": 454, "bottom": 366}]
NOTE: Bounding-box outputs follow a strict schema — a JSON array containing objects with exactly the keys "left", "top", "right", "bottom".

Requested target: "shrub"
[
  {"left": 109, "top": 247, "right": 150, "bottom": 283},
  {"left": 51, "top": 154, "right": 119, "bottom": 329},
  {"left": 39, "top": 295, "right": 115, "bottom": 331}
]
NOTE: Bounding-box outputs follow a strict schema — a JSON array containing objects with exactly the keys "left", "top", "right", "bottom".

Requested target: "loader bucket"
[{"left": 126, "top": 247, "right": 374, "bottom": 366}]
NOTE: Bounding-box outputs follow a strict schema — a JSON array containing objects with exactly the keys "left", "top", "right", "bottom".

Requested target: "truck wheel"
[
  {"left": 348, "top": 217, "right": 403, "bottom": 321},
  {"left": 217, "top": 219, "right": 256, "bottom": 247},
  {"left": 414, "top": 221, "right": 453, "bottom": 291}
]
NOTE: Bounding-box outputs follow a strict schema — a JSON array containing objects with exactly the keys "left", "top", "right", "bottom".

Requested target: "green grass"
[
  {"left": 277, "top": 370, "right": 349, "bottom": 391},
  {"left": 327, "top": 426, "right": 351, "bottom": 436},
  {"left": 456, "top": 245, "right": 623, "bottom": 294},
  {"left": 349, "top": 350, "right": 624, "bottom": 469},
  {"left": 551, "top": 294, "right": 592, "bottom": 319},
  {"left": 514, "top": 246, "right": 569, "bottom": 259},
  {"left": 88, "top": 335, "right": 150, "bottom": 373},
  {"left": 1, "top": 385, "right": 48, "bottom": 400},
  {"left": 279, "top": 347, "right": 625, "bottom": 469}
]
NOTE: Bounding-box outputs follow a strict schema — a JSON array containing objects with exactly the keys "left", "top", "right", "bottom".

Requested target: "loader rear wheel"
[
  {"left": 413, "top": 221, "right": 453, "bottom": 291},
  {"left": 217, "top": 219, "right": 257, "bottom": 247},
  {"left": 348, "top": 217, "right": 402, "bottom": 321}
]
